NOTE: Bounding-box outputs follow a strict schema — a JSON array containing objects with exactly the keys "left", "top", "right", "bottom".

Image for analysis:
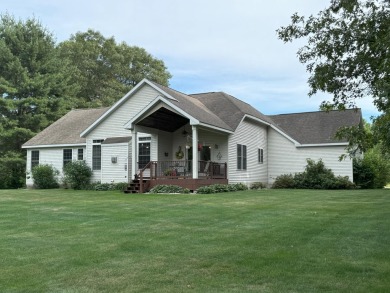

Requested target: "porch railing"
[{"left": 136, "top": 160, "right": 227, "bottom": 182}]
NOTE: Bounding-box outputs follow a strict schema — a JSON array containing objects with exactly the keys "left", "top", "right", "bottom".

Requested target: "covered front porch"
[{"left": 124, "top": 101, "right": 231, "bottom": 193}]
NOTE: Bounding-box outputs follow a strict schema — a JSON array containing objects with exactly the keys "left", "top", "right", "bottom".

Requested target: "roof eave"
[
  {"left": 124, "top": 95, "right": 199, "bottom": 130},
  {"left": 296, "top": 142, "right": 349, "bottom": 148},
  {"left": 80, "top": 79, "right": 178, "bottom": 137},
  {"left": 22, "top": 142, "right": 86, "bottom": 149}
]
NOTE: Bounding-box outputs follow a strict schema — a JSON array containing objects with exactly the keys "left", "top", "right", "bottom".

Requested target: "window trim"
[
  {"left": 237, "top": 144, "right": 247, "bottom": 170},
  {"left": 78, "top": 149, "right": 84, "bottom": 160},
  {"left": 138, "top": 142, "right": 150, "bottom": 169},
  {"left": 31, "top": 150, "right": 40, "bottom": 169},
  {"left": 92, "top": 139, "right": 104, "bottom": 171},
  {"left": 258, "top": 148, "right": 264, "bottom": 164},
  {"left": 63, "top": 149, "right": 73, "bottom": 168}
]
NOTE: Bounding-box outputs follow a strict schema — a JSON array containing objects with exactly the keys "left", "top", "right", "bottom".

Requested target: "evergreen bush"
[
  {"left": 63, "top": 161, "right": 92, "bottom": 190},
  {"left": 31, "top": 164, "right": 59, "bottom": 189}
]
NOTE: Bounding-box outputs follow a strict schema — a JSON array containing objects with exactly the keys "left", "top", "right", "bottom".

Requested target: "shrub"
[
  {"left": 149, "top": 185, "right": 190, "bottom": 194},
  {"left": 250, "top": 182, "right": 267, "bottom": 190},
  {"left": 31, "top": 164, "right": 59, "bottom": 189},
  {"left": 112, "top": 182, "right": 128, "bottom": 191},
  {"left": 196, "top": 183, "right": 248, "bottom": 194},
  {"left": 63, "top": 161, "right": 92, "bottom": 190},
  {"left": 272, "top": 174, "right": 295, "bottom": 189},
  {"left": 0, "top": 153, "right": 25, "bottom": 189},
  {"left": 272, "top": 159, "right": 355, "bottom": 189},
  {"left": 353, "top": 147, "right": 390, "bottom": 188},
  {"left": 294, "top": 159, "right": 335, "bottom": 189}
]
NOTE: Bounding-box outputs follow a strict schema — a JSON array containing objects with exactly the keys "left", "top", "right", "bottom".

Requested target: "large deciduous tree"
[
  {"left": 277, "top": 0, "right": 390, "bottom": 154},
  {"left": 58, "top": 30, "right": 172, "bottom": 108}
]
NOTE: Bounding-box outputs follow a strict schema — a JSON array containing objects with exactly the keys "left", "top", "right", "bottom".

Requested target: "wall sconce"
[
  {"left": 111, "top": 157, "right": 117, "bottom": 163},
  {"left": 164, "top": 152, "right": 169, "bottom": 157},
  {"left": 214, "top": 144, "right": 219, "bottom": 149}
]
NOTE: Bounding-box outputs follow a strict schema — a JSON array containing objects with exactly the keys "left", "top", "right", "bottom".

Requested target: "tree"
[
  {"left": 0, "top": 14, "right": 77, "bottom": 188},
  {"left": 277, "top": 0, "right": 390, "bottom": 153},
  {"left": 58, "top": 30, "right": 172, "bottom": 108},
  {"left": 0, "top": 14, "right": 77, "bottom": 152}
]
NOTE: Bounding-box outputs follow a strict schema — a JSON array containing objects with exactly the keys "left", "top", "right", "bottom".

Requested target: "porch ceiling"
[{"left": 137, "top": 107, "right": 189, "bottom": 132}]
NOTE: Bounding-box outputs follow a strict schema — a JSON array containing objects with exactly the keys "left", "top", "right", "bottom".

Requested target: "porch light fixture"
[
  {"left": 215, "top": 144, "right": 219, "bottom": 149},
  {"left": 164, "top": 152, "right": 169, "bottom": 157}
]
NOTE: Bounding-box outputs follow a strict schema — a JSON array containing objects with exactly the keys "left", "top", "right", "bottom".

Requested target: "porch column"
[
  {"left": 131, "top": 129, "right": 138, "bottom": 178},
  {"left": 192, "top": 125, "right": 198, "bottom": 179}
]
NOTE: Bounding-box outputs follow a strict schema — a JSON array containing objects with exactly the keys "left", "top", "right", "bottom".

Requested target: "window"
[
  {"left": 92, "top": 139, "right": 104, "bottom": 171},
  {"left": 139, "top": 137, "right": 151, "bottom": 141},
  {"left": 63, "top": 149, "right": 72, "bottom": 167},
  {"left": 237, "top": 144, "right": 247, "bottom": 170},
  {"left": 138, "top": 142, "right": 150, "bottom": 169},
  {"left": 92, "top": 145, "right": 102, "bottom": 170},
  {"left": 78, "top": 149, "right": 84, "bottom": 160},
  {"left": 31, "top": 150, "right": 39, "bottom": 169},
  {"left": 258, "top": 148, "right": 264, "bottom": 164}
]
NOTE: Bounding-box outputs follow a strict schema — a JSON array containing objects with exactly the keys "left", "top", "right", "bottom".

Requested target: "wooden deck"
[
  {"left": 148, "top": 178, "right": 228, "bottom": 192},
  {"left": 127, "top": 160, "right": 228, "bottom": 193}
]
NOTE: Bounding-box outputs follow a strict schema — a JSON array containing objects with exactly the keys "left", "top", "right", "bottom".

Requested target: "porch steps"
[{"left": 124, "top": 179, "right": 149, "bottom": 194}]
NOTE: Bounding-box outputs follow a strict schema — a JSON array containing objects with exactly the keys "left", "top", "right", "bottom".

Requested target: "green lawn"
[{"left": 0, "top": 189, "right": 389, "bottom": 292}]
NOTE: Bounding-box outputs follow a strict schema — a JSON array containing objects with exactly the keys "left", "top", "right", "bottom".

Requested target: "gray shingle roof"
[
  {"left": 22, "top": 79, "right": 363, "bottom": 148},
  {"left": 190, "top": 92, "right": 274, "bottom": 130},
  {"left": 269, "top": 109, "right": 362, "bottom": 144},
  {"left": 22, "top": 107, "right": 110, "bottom": 147},
  {"left": 150, "top": 82, "right": 233, "bottom": 131},
  {"left": 151, "top": 82, "right": 276, "bottom": 132}
]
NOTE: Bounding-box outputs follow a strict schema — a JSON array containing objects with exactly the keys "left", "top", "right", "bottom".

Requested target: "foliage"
[
  {"left": 272, "top": 159, "right": 355, "bottom": 189},
  {"left": 0, "top": 15, "right": 172, "bottom": 189},
  {"left": 196, "top": 183, "right": 248, "bottom": 194},
  {"left": 0, "top": 151, "right": 25, "bottom": 189},
  {"left": 250, "top": 182, "right": 267, "bottom": 190},
  {"left": 31, "top": 164, "right": 59, "bottom": 189},
  {"left": 353, "top": 146, "right": 390, "bottom": 188},
  {"left": 163, "top": 169, "right": 177, "bottom": 176},
  {"left": 0, "top": 14, "right": 76, "bottom": 154},
  {"left": 148, "top": 184, "right": 190, "bottom": 194},
  {"left": 58, "top": 29, "right": 172, "bottom": 108},
  {"left": 84, "top": 182, "right": 128, "bottom": 191},
  {"left": 277, "top": 0, "right": 390, "bottom": 154},
  {"left": 272, "top": 174, "right": 295, "bottom": 189},
  {"left": 63, "top": 161, "right": 92, "bottom": 190}
]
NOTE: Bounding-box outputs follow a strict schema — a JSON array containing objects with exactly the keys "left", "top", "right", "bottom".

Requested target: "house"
[{"left": 22, "top": 79, "right": 362, "bottom": 191}]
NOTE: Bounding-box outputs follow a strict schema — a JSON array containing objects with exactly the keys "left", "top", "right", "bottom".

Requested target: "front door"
[{"left": 138, "top": 142, "right": 150, "bottom": 169}]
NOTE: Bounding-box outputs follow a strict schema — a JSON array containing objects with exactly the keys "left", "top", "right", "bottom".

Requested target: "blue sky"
[{"left": 3, "top": 0, "right": 380, "bottom": 120}]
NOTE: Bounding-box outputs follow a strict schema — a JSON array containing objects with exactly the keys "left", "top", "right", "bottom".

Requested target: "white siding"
[
  {"left": 198, "top": 129, "right": 228, "bottom": 163},
  {"left": 87, "top": 85, "right": 160, "bottom": 138},
  {"left": 85, "top": 85, "right": 160, "bottom": 181},
  {"left": 25, "top": 146, "right": 86, "bottom": 187},
  {"left": 158, "top": 130, "right": 173, "bottom": 161},
  {"left": 227, "top": 119, "right": 268, "bottom": 185},
  {"left": 267, "top": 128, "right": 353, "bottom": 184},
  {"left": 101, "top": 143, "right": 129, "bottom": 183}
]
